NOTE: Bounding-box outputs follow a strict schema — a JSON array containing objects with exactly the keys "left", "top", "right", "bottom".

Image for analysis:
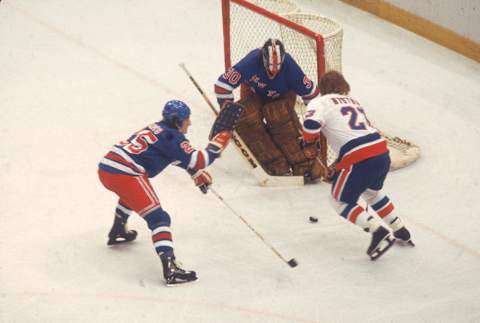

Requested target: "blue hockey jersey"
[
  {"left": 99, "top": 122, "right": 218, "bottom": 178},
  {"left": 214, "top": 49, "right": 319, "bottom": 106}
]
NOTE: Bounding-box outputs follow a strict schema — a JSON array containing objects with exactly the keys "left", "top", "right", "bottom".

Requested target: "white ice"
[{"left": 1, "top": 1, "right": 480, "bottom": 322}]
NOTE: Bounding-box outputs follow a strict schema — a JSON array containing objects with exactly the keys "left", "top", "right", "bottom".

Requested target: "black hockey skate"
[
  {"left": 367, "top": 226, "right": 396, "bottom": 261},
  {"left": 390, "top": 218, "right": 415, "bottom": 247},
  {"left": 393, "top": 227, "right": 415, "bottom": 247},
  {"left": 107, "top": 216, "right": 137, "bottom": 246},
  {"left": 160, "top": 255, "right": 197, "bottom": 286}
]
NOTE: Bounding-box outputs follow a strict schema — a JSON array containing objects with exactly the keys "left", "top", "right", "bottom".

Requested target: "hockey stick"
[
  {"left": 209, "top": 187, "right": 298, "bottom": 268},
  {"left": 179, "top": 63, "right": 219, "bottom": 117},
  {"left": 179, "top": 63, "right": 304, "bottom": 187}
]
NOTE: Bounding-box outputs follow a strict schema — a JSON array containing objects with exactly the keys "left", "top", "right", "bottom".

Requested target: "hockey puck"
[
  {"left": 287, "top": 258, "right": 298, "bottom": 268},
  {"left": 309, "top": 216, "right": 318, "bottom": 223}
]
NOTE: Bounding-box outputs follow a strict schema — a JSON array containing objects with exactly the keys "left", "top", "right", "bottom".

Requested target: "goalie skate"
[
  {"left": 161, "top": 255, "right": 198, "bottom": 286},
  {"left": 367, "top": 226, "right": 396, "bottom": 261}
]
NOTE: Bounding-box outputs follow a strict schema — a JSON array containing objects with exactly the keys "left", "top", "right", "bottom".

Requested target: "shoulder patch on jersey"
[
  {"left": 303, "top": 76, "right": 313, "bottom": 89},
  {"left": 180, "top": 141, "right": 194, "bottom": 154}
]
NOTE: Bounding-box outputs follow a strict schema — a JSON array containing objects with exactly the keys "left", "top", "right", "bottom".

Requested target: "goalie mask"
[
  {"left": 162, "top": 100, "right": 191, "bottom": 128},
  {"left": 261, "top": 38, "right": 286, "bottom": 79}
]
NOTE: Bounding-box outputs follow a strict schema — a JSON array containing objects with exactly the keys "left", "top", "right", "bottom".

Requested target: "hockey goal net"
[{"left": 222, "top": 0, "right": 420, "bottom": 173}]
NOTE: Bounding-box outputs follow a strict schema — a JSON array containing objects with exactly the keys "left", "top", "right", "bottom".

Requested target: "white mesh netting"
[
  {"left": 248, "top": 0, "right": 299, "bottom": 14},
  {"left": 228, "top": 1, "right": 342, "bottom": 81}
]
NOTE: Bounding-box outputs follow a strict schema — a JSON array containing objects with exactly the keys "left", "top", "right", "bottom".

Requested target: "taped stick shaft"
[
  {"left": 179, "top": 63, "right": 219, "bottom": 116},
  {"left": 209, "top": 187, "right": 296, "bottom": 267}
]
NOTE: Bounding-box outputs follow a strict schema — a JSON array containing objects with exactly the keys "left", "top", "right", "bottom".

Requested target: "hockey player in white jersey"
[{"left": 302, "top": 71, "right": 414, "bottom": 260}]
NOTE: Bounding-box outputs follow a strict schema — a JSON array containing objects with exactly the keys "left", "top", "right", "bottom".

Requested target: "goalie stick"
[{"left": 179, "top": 63, "right": 304, "bottom": 187}]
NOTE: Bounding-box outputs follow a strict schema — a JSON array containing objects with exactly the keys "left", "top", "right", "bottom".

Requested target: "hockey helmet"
[
  {"left": 162, "top": 100, "right": 191, "bottom": 127},
  {"left": 261, "top": 38, "right": 286, "bottom": 78}
]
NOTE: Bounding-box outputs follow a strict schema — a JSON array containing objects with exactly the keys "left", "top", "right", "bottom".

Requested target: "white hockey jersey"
[{"left": 303, "top": 94, "right": 388, "bottom": 170}]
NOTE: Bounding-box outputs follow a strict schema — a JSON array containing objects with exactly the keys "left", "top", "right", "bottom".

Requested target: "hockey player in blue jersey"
[
  {"left": 98, "top": 100, "right": 232, "bottom": 285},
  {"left": 214, "top": 38, "right": 324, "bottom": 182}
]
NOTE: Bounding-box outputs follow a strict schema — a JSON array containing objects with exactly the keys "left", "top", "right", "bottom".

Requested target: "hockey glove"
[
  {"left": 299, "top": 137, "right": 321, "bottom": 159},
  {"left": 322, "top": 162, "right": 337, "bottom": 183},
  {"left": 208, "top": 102, "right": 243, "bottom": 140},
  {"left": 206, "top": 130, "right": 232, "bottom": 155},
  {"left": 192, "top": 170, "right": 212, "bottom": 194},
  {"left": 300, "top": 126, "right": 321, "bottom": 158}
]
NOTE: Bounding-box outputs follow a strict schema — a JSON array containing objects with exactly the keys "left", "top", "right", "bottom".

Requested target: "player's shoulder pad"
[
  {"left": 313, "top": 95, "right": 338, "bottom": 115},
  {"left": 304, "top": 96, "right": 324, "bottom": 111},
  {"left": 237, "top": 49, "right": 262, "bottom": 68},
  {"left": 283, "top": 53, "right": 296, "bottom": 66},
  {"left": 284, "top": 53, "right": 304, "bottom": 73}
]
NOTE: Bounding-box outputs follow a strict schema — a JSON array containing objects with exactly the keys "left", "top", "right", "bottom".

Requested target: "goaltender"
[{"left": 214, "top": 38, "right": 324, "bottom": 182}]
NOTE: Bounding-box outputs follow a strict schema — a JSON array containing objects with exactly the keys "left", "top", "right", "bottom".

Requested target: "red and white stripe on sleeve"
[
  {"left": 214, "top": 80, "right": 234, "bottom": 105},
  {"left": 301, "top": 86, "right": 320, "bottom": 105}
]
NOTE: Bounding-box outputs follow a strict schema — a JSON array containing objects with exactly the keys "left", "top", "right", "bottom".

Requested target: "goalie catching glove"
[
  {"left": 208, "top": 101, "right": 243, "bottom": 140},
  {"left": 205, "top": 101, "right": 241, "bottom": 156},
  {"left": 192, "top": 170, "right": 212, "bottom": 194}
]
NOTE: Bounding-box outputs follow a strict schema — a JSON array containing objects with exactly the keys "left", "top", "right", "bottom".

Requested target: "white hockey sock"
[
  {"left": 366, "top": 216, "right": 383, "bottom": 233},
  {"left": 389, "top": 217, "right": 404, "bottom": 231}
]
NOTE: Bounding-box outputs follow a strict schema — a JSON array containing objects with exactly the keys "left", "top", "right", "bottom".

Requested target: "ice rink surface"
[{"left": 1, "top": 0, "right": 480, "bottom": 322}]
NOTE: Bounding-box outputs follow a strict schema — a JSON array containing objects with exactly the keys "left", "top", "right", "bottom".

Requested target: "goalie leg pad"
[
  {"left": 263, "top": 92, "right": 321, "bottom": 179},
  {"left": 235, "top": 95, "right": 290, "bottom": 175},
  {"left": 236, "top": 95, "right": 263, "bottom": 128},
  {"left": 262, "top": 91, "right": 299, "bottom": 127},
  {"left": 263, "top": 94, "right": 303, "bottom": 165}
]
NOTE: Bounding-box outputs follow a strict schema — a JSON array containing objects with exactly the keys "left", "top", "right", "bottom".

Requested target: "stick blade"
[{"left": 287, "top": 258, "right": 298, "bottom": 268}]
